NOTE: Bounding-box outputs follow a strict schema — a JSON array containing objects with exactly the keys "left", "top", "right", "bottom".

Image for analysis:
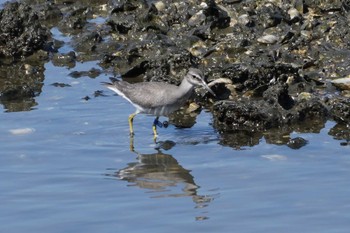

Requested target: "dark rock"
[
  {"left": 51, "top": 82, "right": 71, "bottom": 87},
  {"left": 213, "top": 87, "right": 328, "bottom": 132},
  {"left": 0, "top": 2, "right": 51, "bottom": 59},
  {"left": 35, "top": 2, "right": 63, "bottom": 24},
  {"left": 107, "top": 19, "right": 132, "bottom": 34},
  {"left": 72, "top": 31, "right": 104, "bottom": 54},
  {"left": 58, "top": 5, "right": 91, "bottom": 31},
  {"left": 204, "top": 0, "right": 231, "bottom": 29},
  {"left": 293, "top": 98, "right": 328, "bottom": 122},
  {"left": 329, "top": 123, "right": 350, "bottom": 139},
  {"left": 0, "top": 62, "right": 44, "bottom": 112},
  {"left": 304, "top": 0, "right": 343, "bottom": 12},
  {"left": 218, "top": 63, "right": 302, "bottom": 95},
  {"left": 287, "top": 137, "right": 308, "bottom": 149},
  {"left": 256, "top": 4, "right": 286, "bottom": 28},
  {"left": 82, "top": 96, "right": 90, "bottom": 101},
  {"left": 111, "top": 1, "right": 139, "bottom": 13},
  {"left": 263, "top": 83, "right": 295, "bottom": 110},
  {"left": 69, "top": 68, "right": 102, "bottom": 78},
  {"left": 121, "top": 61, "right": 149, "bottom": 78},
  {"left": 51, "top": 51, "right": 76, "bottom": 67},
  {"left": 213, "top": 100, "right": 280, "bottom": 132},
  {"left": 330, "top": 98, "right": 350, "bottom": 123},
  {"left": 342, "top": 0, "right": 350, "bottom": 12},
  {"left": 329, "top": 123, "right": 350, "bottom": 146}
]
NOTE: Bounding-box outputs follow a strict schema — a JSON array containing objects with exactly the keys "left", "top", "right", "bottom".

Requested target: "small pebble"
[
  {"left": 288, "top": 8, "right": 300, "bottom": 20},
  {"left": 298, "top": 92, "right": 312, "bottom": 101},
  {"left": 257, "top": 35, "right": 279, "bottom": 44},
  {"left": 331, "top": 77, "right": 350, "bottom": 91},
  {"left": 154, "top": 1, "right": 165, "bottom": 12}
]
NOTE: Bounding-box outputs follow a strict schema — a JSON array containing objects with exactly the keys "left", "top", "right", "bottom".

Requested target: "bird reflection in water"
[{"left": 109, "top": 137, "right": 217, "bottom": 219}]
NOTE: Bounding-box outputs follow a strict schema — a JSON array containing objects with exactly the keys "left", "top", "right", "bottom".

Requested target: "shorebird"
[{"left": 102, "top": 68, "right": 215, "bottom": 138}]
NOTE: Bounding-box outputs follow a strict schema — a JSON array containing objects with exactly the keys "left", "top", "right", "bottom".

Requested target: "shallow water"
[
  {"left": 1, "top": 19, "right": 350, "bottom": 233},
  {"left": 2, "top": 58, "right": 350, "bottom": 232}
]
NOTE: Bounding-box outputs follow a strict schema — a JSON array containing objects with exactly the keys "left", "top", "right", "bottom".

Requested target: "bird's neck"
[{"left": 179, "top": 77, "right": 195, "bottom": 96}]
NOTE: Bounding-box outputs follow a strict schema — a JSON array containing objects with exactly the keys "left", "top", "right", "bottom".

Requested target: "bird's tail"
[
  {"left": 101, "top": 77, "right": 126, "bottom": 96},
  {"left": 101, "top": 77, "right": 119, "bottom": 87}
]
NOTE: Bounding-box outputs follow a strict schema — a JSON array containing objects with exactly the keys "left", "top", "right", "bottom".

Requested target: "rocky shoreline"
[{"left": 0, "top": 0, "right": 349, "bottom": 146}]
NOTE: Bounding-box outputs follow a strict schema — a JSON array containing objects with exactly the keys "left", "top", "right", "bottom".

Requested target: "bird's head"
[{"left": 186, "top": 68, "right": 216, "bottom": 96}]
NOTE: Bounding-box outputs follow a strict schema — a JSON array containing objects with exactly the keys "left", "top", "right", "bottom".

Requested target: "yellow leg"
[
  {"left": 152, "top": 125, "right": 158, "bottom": 139},
  {"left": 128, "top": 113, "right": 137, "bottom": 135},
  {"left": 152, "top": 117, "right": 159, "bottom": 139}
]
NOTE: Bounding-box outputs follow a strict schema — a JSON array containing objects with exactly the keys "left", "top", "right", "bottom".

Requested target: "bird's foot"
[
  {"left": 162, "top": 121, "right": 169, "bottom": 128},
  {"left": 153, "top": 119, "right": 169, "bottom": 128}
]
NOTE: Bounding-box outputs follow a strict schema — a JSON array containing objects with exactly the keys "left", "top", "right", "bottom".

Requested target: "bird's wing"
[{"left": 123, "top": 82, "right": 179, "bottom": 109}]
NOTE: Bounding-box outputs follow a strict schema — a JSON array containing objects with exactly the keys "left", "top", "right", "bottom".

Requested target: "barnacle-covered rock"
[{"left": 0, "top": 2, "right": 52, "bottom": 59}]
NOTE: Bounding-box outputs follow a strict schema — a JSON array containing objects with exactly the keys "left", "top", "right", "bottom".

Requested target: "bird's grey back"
[{"left": 115, "top": 80, "right": 183, "bottom": 109}]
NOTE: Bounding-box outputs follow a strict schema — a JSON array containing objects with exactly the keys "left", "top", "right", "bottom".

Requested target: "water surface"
[{"left": 1, "top": 31, "right": 350, "bottom": 233}]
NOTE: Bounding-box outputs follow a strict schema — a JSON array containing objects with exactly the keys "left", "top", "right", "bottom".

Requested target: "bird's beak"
[{"left": 201, "top": 80, "right": 216, "bottom": 97}]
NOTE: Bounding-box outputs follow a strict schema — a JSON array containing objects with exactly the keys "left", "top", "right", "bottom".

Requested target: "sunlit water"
[{"left": 1, "top": 26, "right": 350, "bottom": 233}]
